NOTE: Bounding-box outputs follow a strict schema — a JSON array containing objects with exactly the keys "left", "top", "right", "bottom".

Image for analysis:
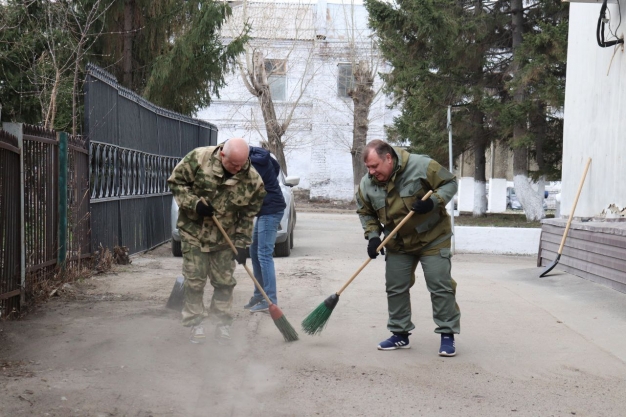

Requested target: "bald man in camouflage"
[
  {"left": 356, "top": 140, "right": 460, "bottom": 356},
  {"left": 168, "top": 138, "right": 266, "bottom": 343}
]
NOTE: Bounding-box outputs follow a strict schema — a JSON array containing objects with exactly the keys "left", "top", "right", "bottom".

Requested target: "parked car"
[{"left": 170, "top": 167, "right": 300, "bottom": 257}]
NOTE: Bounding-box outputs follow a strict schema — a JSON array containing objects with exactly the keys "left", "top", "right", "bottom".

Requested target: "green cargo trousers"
[
  {"left": 385, "top": 247, "right": 460, "bottom": 334},
  {"left": 181, "top": 240, "right": 236, "bottom": 327}
]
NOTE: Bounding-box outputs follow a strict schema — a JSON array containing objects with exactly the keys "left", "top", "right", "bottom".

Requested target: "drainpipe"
[{"left": 4, "top": 123, "right": 26, "bottom": 304}]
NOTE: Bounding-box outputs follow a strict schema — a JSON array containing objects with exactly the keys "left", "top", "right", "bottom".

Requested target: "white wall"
[
  {"left": 457, "top": 177, "right": 474, "bottom": 212},
  {"left": 562, "top": 3, "right": 626, "bottom": 217},
  {"left": 488, "top": 178, "right": 507, "bottom": 213},
  {"left": 197, "top": 46, "right": 391, "bottom": 201},
  {"left": 455, "top": 227, "right": 541, "bottom": 255}
]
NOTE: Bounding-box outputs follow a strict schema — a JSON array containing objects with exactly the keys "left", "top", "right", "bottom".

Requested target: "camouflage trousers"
[{"left": 181, "top": 240, "right": 236, "bottom": 327}]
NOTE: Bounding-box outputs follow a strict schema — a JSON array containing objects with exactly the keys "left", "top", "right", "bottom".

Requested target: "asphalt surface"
[{"left": 1, "top": 211, "right": 625, "bottom": 416}]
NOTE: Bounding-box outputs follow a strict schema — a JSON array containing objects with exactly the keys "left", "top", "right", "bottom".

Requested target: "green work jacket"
[
  {"left": 167, "top": 144, "right": 266, "bottom": 252},
  {"left": 356, "top": 147, "right": 457, "bottom": 255}
]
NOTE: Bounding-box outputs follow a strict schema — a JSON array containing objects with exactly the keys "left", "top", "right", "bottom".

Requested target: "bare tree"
[
  {"left": 320, "top": 3, "right": 386, "bottom": 194},
  {"left": 219, "top": 0, "right": 321, "bottom": 175},
  {"left": 26, "top": 0, "right": 112, "bottom": 132}
]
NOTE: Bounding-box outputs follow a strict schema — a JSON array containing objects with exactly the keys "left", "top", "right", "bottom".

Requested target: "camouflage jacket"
[
  {"left": 167, "top": 144, "right": 266, "bottom": 252},
  {"left": 356, "top": 147, "right": 457, "bottom": 255}
]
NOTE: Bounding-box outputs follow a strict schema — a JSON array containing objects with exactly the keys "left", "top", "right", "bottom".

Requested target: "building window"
[
  {"left": 338, "top": 63, "right": 355, "bottom": 98},
  {"left": 265, "top": 59, "right": 287, "bottom": 101}
]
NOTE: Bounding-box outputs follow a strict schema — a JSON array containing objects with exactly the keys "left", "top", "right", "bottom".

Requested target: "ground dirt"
[{"left": 2, "top": 211, "right": 626, "bottom": 416}]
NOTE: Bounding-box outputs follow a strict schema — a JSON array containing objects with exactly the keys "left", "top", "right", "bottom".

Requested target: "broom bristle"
[
  {"left": 301, "top": 302, "right": 334, "bottom": 335},
  {"left": 273, "top": 315, "right": 299, "bottom": 342}
]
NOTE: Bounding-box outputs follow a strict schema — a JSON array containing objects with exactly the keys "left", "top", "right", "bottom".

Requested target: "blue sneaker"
[
  {"left": 243, "top": 297, "right": 262, "bottom": 310},
  {"left": 249, "top": 300, "right": 270, "bottom": 313},
  {"left": 439, "top": 334, "right": 456, "bottom": 357},
  {"left": 377, "top": 333, "right": 411, "bottom": 350}
]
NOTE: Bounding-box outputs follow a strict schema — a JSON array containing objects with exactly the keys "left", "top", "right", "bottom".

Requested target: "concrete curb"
[{"left": 455, "top": 226, "right": 541, "bottom": 255}]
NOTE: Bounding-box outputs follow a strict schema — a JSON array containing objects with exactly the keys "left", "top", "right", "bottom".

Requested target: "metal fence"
[
  {"left": 23, "top": 126, "right": 59, "bottom": 284},
  {"left": 65, "top": 134, "right": 91, "bottom": 263},
  {"left": 0, "top": 129, "right": 21, "bottom": 317},
  {"left": 0, "top": 124, "right": 90, "bottom": 318},
  {"left": 85, "top": 64, "right": 218, "bottom": 254}
]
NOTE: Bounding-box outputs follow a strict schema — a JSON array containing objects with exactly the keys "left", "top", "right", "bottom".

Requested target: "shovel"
[
  {"left": 166, "top": 275, "right": 185, "bottom": 311},
  {"left": 540, "top": 157, "right": 591, "bottom": 278}
]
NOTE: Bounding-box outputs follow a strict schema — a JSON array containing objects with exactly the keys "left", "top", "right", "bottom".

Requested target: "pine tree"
[
  {"left": 365, "top": 0, "right": 568, "bottom": 219},
  {"left": 98, "top": 0, "right": 247, "bottom": 115},
  {"left": 365, "top": 0, "right": 508, "bottom": 215}
]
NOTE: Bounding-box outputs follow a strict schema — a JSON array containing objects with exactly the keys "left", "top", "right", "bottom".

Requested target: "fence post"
[
  {"left": 3, "top": 123, "right": 26, "bottom": 303},
  {"left": 58, "top": 132, "right": 68, "bottom": 267}
]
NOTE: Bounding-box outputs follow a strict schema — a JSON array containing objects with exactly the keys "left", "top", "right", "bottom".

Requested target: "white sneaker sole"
[
  {"left": 377, "top": 345, "right": 411, "bottom": 351},
  {"left": 438, "top": 351, "right": 456, "bottom": 357}
]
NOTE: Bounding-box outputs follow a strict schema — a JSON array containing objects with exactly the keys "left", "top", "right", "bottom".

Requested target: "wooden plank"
[
  {"left": 541, "top": 233, "right": 626, "bottom": 260},
  {"left": 541, "top": 260, "right": 626, "bottom": 294},
  {"left": 540, "top": 240, "right": 626, "bottom": 275},
  {"left": 539, "top": 243, "right": 626, "bottom": 284},
  {"left": 541, "top": 224, "right": 626, "bottom": 249},
  {"left": 0, "top": 289, "right": 21, "bottom": 300}
]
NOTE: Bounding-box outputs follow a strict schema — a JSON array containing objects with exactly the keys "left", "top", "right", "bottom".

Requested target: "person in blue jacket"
[{"left": 244, "top": 146, "right": 287, "bottom": 312}]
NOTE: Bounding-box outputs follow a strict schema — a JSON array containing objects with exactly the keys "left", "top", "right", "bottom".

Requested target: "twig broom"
[
  {"left": 301, "top": 190, "right": 434, "bottom": 336},
  {"left": 206, "top": 201, "right": 298, "bottom": 342}
]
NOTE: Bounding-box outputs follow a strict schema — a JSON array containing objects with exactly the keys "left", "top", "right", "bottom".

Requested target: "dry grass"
[{"left": 13, "top": 244, "right": 121, "bottom": 319}]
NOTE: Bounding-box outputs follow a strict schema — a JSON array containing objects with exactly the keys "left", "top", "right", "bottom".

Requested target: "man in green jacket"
[
  {"left": 356, "top": 139, "right": 460, "bottom": 356},
  {"left": 168, "top": 138, "right": 266, "bottom": 343}
]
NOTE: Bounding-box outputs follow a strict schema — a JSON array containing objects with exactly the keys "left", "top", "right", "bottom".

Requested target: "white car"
[{"left": 170, "top": 169, "right": 299, "bottom": 257}]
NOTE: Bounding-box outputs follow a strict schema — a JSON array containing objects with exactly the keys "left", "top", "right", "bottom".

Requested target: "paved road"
[{"left": 1, "top": 212, "right": 625, "bottom": 416}]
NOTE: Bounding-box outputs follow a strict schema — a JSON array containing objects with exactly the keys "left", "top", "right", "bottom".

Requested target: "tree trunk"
[
  {"left": 472, "top": 109, "right": 487, "bottom": 217},
  {"left": 252, "top": 51, "right": 288, "bottom": 175},
  {"left": 122, "top": 0, "right": 134, "bottom": 89},
  {"left": 510, "top": 0, "right": 542, "bottom": 221},
  {"left": 350, "top": 61, "right": 375, "bottom": 194},
  {"left": 45, "top": 70, "right": 61, "bottom": 129},
  {"left": 72, "top": 43, "right": 83, "bottom": 136},
  {"left": 493, "top": 140, "right": 509, "bottom": 178}
]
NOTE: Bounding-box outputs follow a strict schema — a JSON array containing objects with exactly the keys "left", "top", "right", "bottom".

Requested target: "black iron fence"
[
  {"left": 0, "top": 124, "right": 90, "bottom": 318},
  {"left": 23, "top": 126, "right": 59, "bottom": 284},
  {"left": 0, "top": 129, "right": 21, "bottom": 317},
  {"left": 85, "top": 64, "right": 218, "bottom": 254}
]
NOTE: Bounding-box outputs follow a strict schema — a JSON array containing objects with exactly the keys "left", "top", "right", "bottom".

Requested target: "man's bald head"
[{"left": 221, "top": 138, "right": 250, "bottom": 174}]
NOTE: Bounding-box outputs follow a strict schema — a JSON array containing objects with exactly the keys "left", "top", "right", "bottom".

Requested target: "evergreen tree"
[
  {"left": 97, "top": 0, "right": 248, "bottom": 115},
  {"left": 365, "top": 0, "right": 509, "bottom": 215},
  {"left": 366, "top": 0, "right": 567, "bottom": 219},
  {"left": 0, "top": 2, "right": 58, "bottom": 125}
]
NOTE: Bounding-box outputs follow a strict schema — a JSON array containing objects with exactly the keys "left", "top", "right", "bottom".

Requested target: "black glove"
[
  {"left": 233, "top": 247, "right": 247, "bottom": 265},
  {"left": 412, "top": 197, "right": 434, "bottom": 214},
  {"left": 195, "top": 199, "right": 215, "bottom": 217},
  {"left": 367, "top": 237, "right": 385, "bottom": 259}
]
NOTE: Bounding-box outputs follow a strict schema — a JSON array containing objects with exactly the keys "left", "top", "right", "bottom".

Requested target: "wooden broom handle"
[
  {"left": 557, "top": 158, "right": 591, "bottom": 255},
  {"left": 200, "top": 197, "right": 273, "bottom": 305},
  {"left": 336, "top": 190, "right": 434, "bottom": 295}
]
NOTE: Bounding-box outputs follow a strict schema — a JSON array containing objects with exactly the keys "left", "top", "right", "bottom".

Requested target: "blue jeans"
[{"left": 250, "top": 210, "right": 284, "bottom": 305}]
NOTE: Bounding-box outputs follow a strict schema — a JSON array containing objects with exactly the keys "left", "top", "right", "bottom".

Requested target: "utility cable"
[{"left": 597, "top": 0, "right": 624, "bottom": 48}]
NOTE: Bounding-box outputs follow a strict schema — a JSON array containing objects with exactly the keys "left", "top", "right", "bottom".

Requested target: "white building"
[
  {"left": 196, "top": 0, "right": 397, "bottom": 200},
  {"left": 537, "top": 1, "right": 626, "bottom": 293},
  {"left": 561, "top": 1, "right": 626, "bottom": 218}
]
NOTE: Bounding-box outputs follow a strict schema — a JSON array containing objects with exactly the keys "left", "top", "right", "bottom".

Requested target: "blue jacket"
[{"left": 249, "top": 146, "right": 287, "bottom": 216}]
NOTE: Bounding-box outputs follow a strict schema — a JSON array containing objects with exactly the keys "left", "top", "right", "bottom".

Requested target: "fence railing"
[
  {"left": 0, "top": 124, "right": 90, "bottom": 318},
  {"left": 85, "top": 64, "right": 217, "bottom": 254},
  {"left": 0, "top": 129, "right": 21, "bottom": 317}
]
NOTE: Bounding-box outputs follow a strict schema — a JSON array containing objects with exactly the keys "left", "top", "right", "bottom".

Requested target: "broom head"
[
  {"left": 269, "top": 304, "right": 299, "bottom": 342},
  {"left": 301, "top": 293, "right": 339, "bottom": 336}
]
